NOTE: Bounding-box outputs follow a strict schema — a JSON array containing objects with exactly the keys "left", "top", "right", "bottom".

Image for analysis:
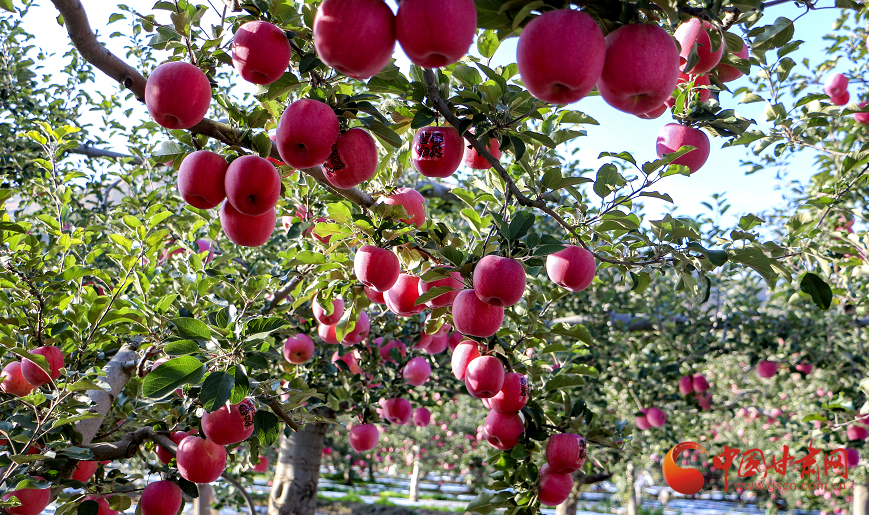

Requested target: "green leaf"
[
  {"left": 509, "top": 211, "right": 535, "bottom": 241},
  {"left": 171, "top": 318, "right": 212, "bottom": 341},
  {"left": 549, "top": 323, "right": 593, "bottom": 345},
  {"left": 799, "top": 272, "right": 832, "bottom": 310},
  {"left": 0, "top": 0, "right": 16, "bottom": 13},
  {"left": 593, "top": 164, "right": 621, "bottom": 198},
  {"left": 453, "top": 65, "right": 482, "bottom": 87},
  {"left": 245, "top": 317, "right": 288, "bottom": 341},
  {"left": 254, "top": 411, "right": 281, "bottom": 447},
  {"left": 365, "top": 121, "right": 402, "bottom": 148},
  {"left": 544, "top": 374, "right": 585, "bottom": 392},
  {"left": 78, "top": 501, "right": 100, "bottom": 515},
  {"left": 477, "top": 30, "right": 500, "bottom": 58},
  {"left": 414, "top": 286, "right": 455, "bottom": 306},
  {"left": 738, "top": 213, "right": 765, "bottom": 231},
  {"left": 142, "top": 356, "right": 205, "bottom": 398},
  {"left": 200, "top": 371, "right": 235, "bottom": 412},
  {"left": 630, "top": 272, "right": 652, "bottom": 294},
  {"left": 164, "top": 340, "right": 199, "bottom": 355}
]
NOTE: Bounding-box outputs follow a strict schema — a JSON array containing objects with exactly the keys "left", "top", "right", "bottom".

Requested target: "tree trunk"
[
  {"left": 855, "top": 484, "right": 869, "bottom": 515},
  {"left": 268, "top": 410, "right": 333, "bottom": 515},
  {"left": 625, "top": 463, "right": 638, "bottom": 515},
  {"left": 194, "top": 484, "right": 219, "bottom": 515},
  {"left": 409, "top": 456, "right": 422, "bottom": 502}
]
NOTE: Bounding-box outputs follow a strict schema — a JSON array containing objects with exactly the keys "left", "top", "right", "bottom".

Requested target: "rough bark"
[
  {"left": 74, "top": 343, "right": 139, "bottom": 444},
  {"left": 268, "top": 409, "right": 334, "bottom": 515},
  {"left": 855, "top": 484, "right": 869, "bottom": 515}
]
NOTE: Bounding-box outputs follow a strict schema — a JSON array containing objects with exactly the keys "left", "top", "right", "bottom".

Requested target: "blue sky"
[{"left": 15, "top": 1, "right": 841, "bottom": 224}]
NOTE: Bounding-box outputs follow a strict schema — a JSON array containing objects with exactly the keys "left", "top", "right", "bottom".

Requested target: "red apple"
[
  {"left": 424, "top": 334, "right": 448, "bottom": 355},
  {"left": 597, "top": 23, "right": 680, "bottom": 115},
  {"left": 176, "top": 436, "right": 226, "bottom": 483},
  {"left": 156, "top": 431, "right": 190, "bottom": 464},
  {"left": 341, "top": 311, "right": 370, "bottom": 345},
  {"left": 831, "top": 90, "right": 850, "bottom": 106},
  {"left": 465, "top": 356, "right": 505, "bottom": 398},
  {"left": 71, "top": 460, "right": 99, "bottom": 482},
  {"left": 224, "top": 155, "right": 281, "bottom": 217},
  {"left": 679, "top": 375, "right": 694, "bottom": 395},
  {"left": 757, "top": 360, "right": 777, "bottom": 378},
  {"left": 447, "top": 332, "right": 463, "bottom": 352},
  {"left": 141, "top": 480, "right": 183, "bottom": 515},
  {"left": 3, "top": 477, "right": 50, "bottom": 515},
  {"left": 194, "top": 239, "right": 215, "bottom": 263},
  {"left": 517, "top": 9, "right": 605, "bottom": 104},
  {"left": 697, "top": 392, "right": 713, "bottom": 411},
  {"left": 473, "top": 255, "right": 526, "bottom": 307},
  {"left": 452, "top": 289, "right": 504, "bottom": 338},
  {"left": 378, "top": 338, "right": 407, "bottom": 363},
  {"left": 451, "top": 341, "right": 481, "bottom": 380},
  {"left": 848, "top": 425, "right": 868, "bottom": 441},
  {"left": 276, "top": 99, "right": 340, "bottom": 169},
  {"left": 313, "top": 298, "right": 345, "bottom": 325},
  {"left": 855, "top": 102, "right": 869, "bottom": 124},
  {"left": 847, "top": 448, "right": 860, "bottom": 468},
  {"left": 665, "top": 72, "right": 711, "bottom": 107},
  {"left": 332, "top": 350, "right": 362, "bottom": 374},
  {"left": 349, "top": 423, "right": 380, "bottom": 451},
  {"left": 201, "top": 398, "right": 256, "bottom": 445},
  {"left": 646, "top": 407, "right": 666, "bottom": 427},
  {"left": 354, "top": 245, "right": 400, "bottom": 292},
  {"left": 318, "top": 323, "right": 339, "bottom": 345},
  {"left": 489, "top": 373, "right": 529, "bottom": 414},
  {"left": 714, "top": 39, "right": 749, "bottom": 82},
  {"left": 483, "top": 410, "right": 524, "bottom": 450},
  {"left": 313, "top": 0, "right": 396, "bottom": 79},
  {"left": 385, "top": 274, "right": 426, "bottom": 317},
  {"left": 145, "top": 61, "right": 212, "bottom": 129},
  {"left": 655, "top": 123, "right": 710, "bottom": 174},
  {"left": 414, "top": 333, "right": 433, "bottom": 352},
  {"left": 380, "top": 187, "right": 426, "bottom": 228},
  {"left": 21, "top": 346, "right": 64, "bottom": 386},
  {"left": 824, "top": 72, "right": 849, "bottom": 99},
  {"left": 383, "top": 398, "right": 413, "bottom": 425},
  {"left": 635, "top": 409, "right": 650, "bottom": 430},
  {"left": 283, "top": 334, "right": 315, "bottom": 364},
  {"left": 252, "top": 456, "right": 269, "bottom": 473},
  {"left": 0, "top": 362, "right": 34, "bottom": 397},
  {"left": 268, "top": 134, "right": 288, "bottom": 167},
  {"left": 693, "top": 374, "right": 709, "bottom": 392},
  {"left": 395, "top": 0, "right": 476, "bottom": 68},
  {"left": 537, "top": 464, "right": 574, "bottom": 506},
  {"left": 546, "top": 434, "right": 587, "bottom": 473},
  {"left": 674, "top": 19, "right": 723, "bottom": 74},
  {"left": 219, "top": 202, "right": 275, "bottom": 247},
  {"left": 323, "top": 128, "right": 379, "bottom": 189},
  {"left": 546, "top": 245, "right": 596, "bottom": 292},
  {"left": 411, "top": 126, "right": 464, "bottom": 178},
  {"left": 637, "top": 103, "right": 669, "bottom": 120},
  {"left": 403, "top": 357, "right": 432, "bottom": 386},
  {"left": 177, "top": 151, "right": 228, "bottom": 209},
  {"left": 232, "top": 21, "right": 292, "bottom": 85},
  {"left": 82, "top": 495, "right": 118, "bottom": 515},
  {"left": 364, "top": 286, "right": 386, "bottom": 304},
  {"left": 463, "top": 138, "right": 501, "bottom": 169},
  {"left": 413, "top": 407, "right": 431, "bottom": 427},
  {"left": 795, "top": 362, "right": 813, "bottom": 375}
]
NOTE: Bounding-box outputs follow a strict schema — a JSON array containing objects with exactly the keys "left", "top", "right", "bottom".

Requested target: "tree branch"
[
  {"left": 264, "top": 397, "right": 301, "bottom": 431},
  {"left": 78, "top": 426, "right": 177, "bottom": 461},
  {"left": 221, "top": 471, "right": 258, "bottom": 514}
]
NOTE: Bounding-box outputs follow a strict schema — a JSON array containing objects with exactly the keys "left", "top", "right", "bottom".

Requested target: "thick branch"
[
  {"left": 78, "top": 427, "right": 177, "bottom": 461},
  {"left": 578, "top": 472, "right": 614, "bottom": 485},
  {"left": 75, "top": 342, "right": 139, "bottom": 445},
  {"left": 71, "top": 145, "right": 144, "bottom": 164}
]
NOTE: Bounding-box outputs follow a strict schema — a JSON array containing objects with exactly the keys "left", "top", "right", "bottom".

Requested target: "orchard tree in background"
[{"left": 0, "top": 0, "right": 869, "bottom": 515}]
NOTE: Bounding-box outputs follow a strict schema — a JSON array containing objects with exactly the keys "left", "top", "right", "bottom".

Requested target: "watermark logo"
[{"left": 662, "top": 441, "right": 708, "bottom": 495}]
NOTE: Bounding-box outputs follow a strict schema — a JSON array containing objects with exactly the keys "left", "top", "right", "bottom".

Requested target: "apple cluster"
[
  {"left": 538, "top": 434, "right": 588, "bottom": 505},
  {"left": 823, "top": 72, "right": 869, "bottom": 124},
  {"left": 677, "top": 373, "right": 712, "bottom": 410},
  {"left": 0, "top": 345, "right": 64, "bottom": 397}
]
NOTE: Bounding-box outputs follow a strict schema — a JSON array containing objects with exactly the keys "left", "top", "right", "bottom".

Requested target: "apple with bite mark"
[
  {"left": 538, "top": 464, "right": 574, "bottom": 506},
  {"left": 452, "top": 289, "right": 504, "bottom": 337},
  {"left": 385, "top": 274, "right": 426, "bottom": 317},
  {"left": 656, "top": 123, "right": 710, "bottom": 174},
  {"left": 349, "top": 423, "right": 380, "bottom": 451},
  {"left": 224, "top": 155, "right": 281, "bottom": 217},
  {"left": 219, "top": 202, "right": 275, "bottom": 247},
  {"left": 463, "top": 138, "right": 501, "bottom": 169},
  {"left": 489, "top": 373, "right": 529, "bottom": 414},
  {"left": 473, "top": 255, "right": 526, "bottom": 307},
  {"left": 483, "top": 410, "right": 524, "bottom": 450},
  {"left": 546, "top": 433, "right": 588, "bottom": 473},
  {"left": 383, "top": 398, "right": 413, "bottom": 425},
  {"left": 177, "top": 151, "right": 227, "bottom": 209},
  {"left": 0, "top": 362, "right": 34, "bottom": 397},
  {"left": 355, "top": 245, "right": 400, "bottom": 292},
  {"left": 395, "top": 0, "right": 476, "bottom": 68},
  {"left": 313, "top": 298, "right": 345, "bottom": 325},
  {"left": 313, "top": 0, "right": 396, "bottom": 80},
  {"left": 597, "top": 24, "right": 680, "bottom": 115},
  {"left": 323, "top": 128, "right": 379, "bottom": 189},
  {"left": 232, "top": 21, "right": 292, "bottom": 85},
  {"left": 276, "top": 99, "right": 340, "bottom": 168},
  {"left": 517, "top": 9, "right": 605, "bottom": 104},
  {"left": 21, "top": 346, "right": 64, "bottom": 386},
  {"left": 201, "top": 398, "right": 256, "bottom": 445},
  {"left": 176, "top": 436, "right": 226, "bottom": 483},
  {"left": 465, "top": 356, "right": 505, "bottom": 398},
  {"left": 403, "top": 357, "right": 432, "bottom": 386},
  {"left": 418, "top": 268, "right": 464, "bottom": 308},
  {"left": 145, "top": 61, "right": 212, "bottom": 129},
  {"left": 380, "top": 188, "right": 426, "bottom": 228},
  {"left": 411, "top": 126, "right": 464, "bottom": 178},
  {"left": 674, "top": 19, "right": 724, "bottom": 74},
  {"left": 451, "top": 341, "right": 481, "bottom": 380},
  {"left": 546, "top": 245, "right": 596, "bottom": 292},
  {"left": 283, "top": 334, "right": 315, "bottom": 364},
  {"left": 140, "top": 480, "right": 183, "bottom": 515}
]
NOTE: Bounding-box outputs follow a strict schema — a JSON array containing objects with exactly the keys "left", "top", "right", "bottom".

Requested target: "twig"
[
  {"left": 814, "top": 162, "right": 869, "bottom": 229},
  {"left": 264, "top": 396, "right": 301, "bottom": 431},
  {"left": 263, "top": 275, "right": 303, "bottom": 314}
]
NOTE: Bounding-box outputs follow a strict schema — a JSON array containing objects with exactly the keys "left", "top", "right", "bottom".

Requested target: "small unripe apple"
[
  {"left": 693, "top": 374, "right": 709, "bottom": 392},
  {"left": 545, "top": 245, "right": 596, "bottom": 292},
  {"left": 403, "top": 357, "right": 432, "bottom": 386},
  {"left": 465, "top": 356, "right": 505, "bottom": 398},
  {"left": 354, "top": 245, "right": 400, "bottom": 292},
  {"left": 413, "top": 407, "right": 431, "bottom": 427},
  {"left": 714, "top": 39, "right": 749, "bottom": 83},
  {"left": 379, "top": 188, "right": 427, "bottom": 228},
  {"left": 395, "top": 0, "right": 476, "bottom": 68},
  {"left": 323, "top": 128, "right": 379, "bottom": 190},
  {"left": 349, "top": 423, "right": 380, "bottom": 451},
  {"left": 232, "top": 21, "right": 292, "bottom": 85},
  {"left": 313, "top": 298, "right": 345, "bottom": 325},
  {"left": 383, "top": 398, "right": 413, "bottom": 425},
  {"left": 283, "top": 334, "right": 315, "bottom": 364},
  {"left": 219, "top": 202, "right": 275, "bottom": 247},
  {"left": 81, "top": 495, "right": 118, "bottom": 515},
  {"left": 141, "top": 480, "right": 183, "bottom": 515},
  {"left": 0, "top": 362, "right": 34, "bottom": 397},
  {"left": 313, "top": 0, "right": 396, "bottom": 79},
  {"left": 483, "top": 410, "right": 524, "bottom": 450},
  {"left": 276, "top": 99, "right": 340, "bottom": 169},
  {"left": 545, "top": 433, "right": 587, "bottom": 473},
  {"left": 452, "top": 289, "right": 504, "bottom": 338},
  {"left": 451, "top": 341, "right": 481, "bottom": 380},
  {"left": 517, "top": 9, "right": 605, "bottom": 104},
  {"left": 489, "top": 373, "right": 529, "bottom": 414},
  {"left": 473, "top": 255, "right": 526, "bottom": 307},
  {"left": 156, "top": 430, "right": 190, "bottom": 464},
  {"left": 332, "top": 350, "right": 362, "bottom": 375},
  {"left": 224, "top": 155, "right": 281, "bottom": 217},
  {"left": 21, "top": 346, "right": 64, "bottom": 386},
  {"left": 824, "top": 73, "right": 849, "bottom": 99},
  {"left": 411, "top": 126, "right": 464, "bottom": 178},
  {"left": 646, "top": 407, "right": 666, "bottom": 427},
  {"left": 847, "top": 425, "right": 868, "bottom": 441},
  {"left": 674, "top": 19, "right": 723, "bottom": 74},
  {"left": 678, "top": 375, "right": 694, "bottom": 395},
  {"left": 201, "top": 398, "right": 256, "bottom": 445},
  {"left": 176, "top": 436, "right": 227, "bottom": 483},
  {"left": 177, "top": 151, "right": 228, "bottom": 209},
  {"left": 341, "top": 311, "right": 370, "bottom": 345},
  {"left": 385, "top": 274, "right": 426, "bottom": 317},
  {"left": 463, "top": 138, "right": 501, "bottom": 169},
  {"left": 71, "top": 460, "right": 99, "bottom": 482},
  {"left": 656, "top": 123, "right": 710, "bottom": 174},
  {"left": 145, "top": 61, "right": 212, "bottom": 129},
  {"left": 757, "top": 360, "right": 777, "bottom": 378},
  {"left": 537, "top": 464, "right": 574, "bottom": 506},
  {"left": 378, "top": 338, "right": 407, "bottom": 363}
]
